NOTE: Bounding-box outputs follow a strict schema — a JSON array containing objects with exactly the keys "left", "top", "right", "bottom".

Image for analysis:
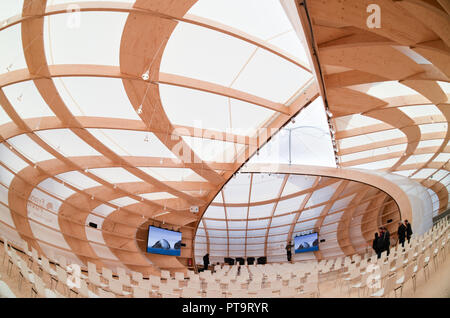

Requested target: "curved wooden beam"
[
  {"left": 0, "top": 65, "right": 290, "bottom": 115},
  {"left": 0, "top": 1, "right": 311, "bottom": 72}
]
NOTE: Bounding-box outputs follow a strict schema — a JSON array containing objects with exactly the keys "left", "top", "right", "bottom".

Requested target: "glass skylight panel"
[
  {"left": 182, "top": 136, "right": 241, "bottom": 163},
  {"left": 402, "top": 154, "right": 434, "bottom": 165},
  {"left": 417, "top": 139, "right": 444, "bottom": 148},
  {"left": 30, "top": 221, "right": 71, "bottom": 250},
  {"left": 268, "top": 30, "right": 309, "bottom": 64},
  {"left": 306, "top": 182, "right": 342, "bottom": 208},
  {"left": 44, "top": 11, "right": 128, "bottom": 66},
  {"left": 0, "top": 107, "right": 12, "bottom": 126},
  {"left": 3, "top": 81, "right": 55, "bottom": 119},
  {"left": 294, "top": 220, "right": 316, "bottom": 232},
  {"left": 188, "top": 0, "right": 293, "bottom": 40},
  {"left": 429, "top": 170, "right": 448, "bottom": 183},
  {"left": 227, "top": 230, "right": 246, "bottom": 238},
  {"left": 209, "top": 237, "right": 227, "bottom": 244},
  {"left": 246, "top": 236, "right": 266, "bottom": 244},
  {"left": 207, "top": 229, "right": 228, "bottom": 238},
  {"left": 0, "top": 143, "right": 29, "bottom": 172},
  {"left": 108, "top": 197, "right": 138, "bottom": 207},
  {"left": 282, "top": 175, "right": 317, "bottom": 196},
  {"left": 92, "top": 204, "right": 116, "bottom": 218},
  {"left": 270, "top": 214, "right": 294, "bottom": 227},
  {"left": 230, "top": 48, "right": 311, "bottom": 103},
  {"left": 159, "top": 84, "right": 231, "bottom": 133},
  {"left": 398, "top": 105, "right": 441, "bottom": 118},
  {"left": 88, "top": 129, "right": 176, "bottom": 158},
  {"left": 339, "top": 129, "right": 405, "bottom": 149},
  {"left": 55, "top": 171, "right": 101, "bottom": 190},
  {"left": 139, "top": 167, "right": 207, "bottom": 182},
  {"left": 203, "top": 205, "right": 225, "bottom": 219},
  {"left": 274, "top": 194, "right": 307, "bottom": 215},
  {"left": 203, "top": 219, "right": 226, "bottom": 229},
  {"left": 419, "top": 123, "right": 448, "bottom": 134},
  {"left": 0, "top": 24, "right": 27, "bottom": 73},
  {"left": 393, "top": 170, "right": 415, "bottom": 177},
  {"left": 139, "top": 192, "right": 177, "bottom": 201},
  {"left": 7, "top": 134, "right": 55, "bottom": 163},
  {"left": 36, "top": 129, "right": 101, "bottom": 157},
  {"left": 267, "top": 230, "right": 289, "bottom": 240},
  {"left": 53, "top": 77, "right": 141, "bottom": 120},
  {"left": 227, "top": 220, "right": 247, "bottom": 230},
  {"left": 0, "top": 204, "right": 15, "bottom": 228},
  {"left": 437, "top": 81, "right": 450, "bottom": 94},
  {"left": 250, "top": 174, "right": 284, "bottom": 202},
  {"left": 248, "top": 203, "right": 275, "bottom": 218},
  {"left": 364, "top": 81, "right": 420, "bottom": 99},
  {"left": 335, "top": 114, "right": 385, "bottom": 131},
  {"left": 330, "top": 194, "right": 356, "bottom": 213},
  {"left": 435, "top": 153, "right": 450, "bottom": 162},
  {"left": 0, "top": 0, "right": 24, "bottom": 21},
  {"left": 226, "top": 206, "right": 248, "bottom": 220},
  {"left": 341, "top": 144, "right": 406, "bottom": 162},
  {"left": 227, "top": 98, "right": 275, "bottom": 136},
  {"left": 0, "top": 165, "right": 15, "bottom": 187},
  {"left": 323, "top": 211, "right": 343, "bottom": 225},
  {"left": 89, "top": 167, "right": 143, "bottom": 184},
  {"left": 247, "top": 219, "right": 269, "bottom": 229},
  {"left": 222, "top": 175, "right": 250, "bottom": 203},
  {"left": 351, "top": 158, "right": 400, "bottom": 170},
  {"left": 0, "top": 184, "right": 8, "bottom": 205},
  {"left": 246, "top": 229, "right": 267, "bottom": 236},
  {"left": 38, "top": 178, "right": 75, "bottom": 200},
  {"left": 410, "top": 169, "right": 437, "bottom": 180},
  {"left": 159, "top": 84, "right": 275, "bottom": 136},
  {"left": 161, "top": 21, "right": 255, "bottom": 87},
  {"left": 298, "top": 206, "right": 324, "bottom": 221}
]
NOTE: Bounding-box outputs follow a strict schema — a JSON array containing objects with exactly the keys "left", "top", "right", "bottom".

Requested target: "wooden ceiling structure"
[
  {"left": 0, "top": 0, "right": 318, "bottom": 275},
  {"left": 195, "top": 0, "right": 450, "bottom": 262},
  {"left": 0, "top": 0, "right": 448, "bottom": 275},
  {"left": 296, "top": 0, "right": 450, "bottom": 215}
]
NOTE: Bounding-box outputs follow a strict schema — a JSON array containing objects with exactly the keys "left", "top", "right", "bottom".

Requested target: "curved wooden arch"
[{"left": 0, "top": 1, "right": 311, "bottom": 72}]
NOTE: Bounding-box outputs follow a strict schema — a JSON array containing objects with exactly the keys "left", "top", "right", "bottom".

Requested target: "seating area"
[{"left": 0, "top": 217, "right": 448, "bottom": 298}]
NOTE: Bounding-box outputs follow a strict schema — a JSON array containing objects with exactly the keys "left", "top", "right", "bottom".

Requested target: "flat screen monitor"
[
  {"left": 146, "top": 226, "right": 182, "bottom": 256},
  {"left": 294, "top": 232, "right": 319, "bottom": 253}
]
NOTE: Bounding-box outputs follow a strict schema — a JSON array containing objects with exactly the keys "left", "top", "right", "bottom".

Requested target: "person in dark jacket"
[
  {"left": 397, "top": 221, "right": 407, "bottom": 248},
  {"left": 285, "top": 242, "right": 294, "bottom": 262},
  {"left": 405, "top": 220, "right": 413, "bottom": 243},
  {"left": 376, "top": 227, "right": 386, "bottom": 258},
  {"left": 203, "top": 253, "right": 209, "bottom": 271},
  {"left": 383, "top": 227, "right": 391, "bottom": 256},
  {"left": 373, "top": 232, "right": 380, "bottom": 258}
]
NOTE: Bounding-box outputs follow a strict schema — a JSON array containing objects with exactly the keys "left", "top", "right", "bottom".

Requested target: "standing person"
[
  {"left": 384, "top": 227, "right": 391, "bottom": 256},
  {"left": 372, "top": 232, "right": 380, "bottom": 258},
  {"left": 376, "top": 227, "right": 385, "bottom": 259},
  {"left": 405, "top": 220, "right": 413, "bottom": 243},
  {"left": 203, "top": 253, "right": 209, "bottom": 272},
  {"left": 397, "top": 221, "right": 407, "bottom": 248},
  {"left": 285, "top": 241, "right": 294, "bottom": 262}
]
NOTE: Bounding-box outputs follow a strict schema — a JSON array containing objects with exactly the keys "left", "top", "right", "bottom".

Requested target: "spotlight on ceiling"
[{"left": 137, "top": 105, "right": 143, "bottom": 114}]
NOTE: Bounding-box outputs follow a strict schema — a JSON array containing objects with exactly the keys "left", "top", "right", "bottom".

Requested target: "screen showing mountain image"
[
  {"left": 147, "top": 226, "right": 182, "bottom": 256},
  {"left": 294, "top": 232, "right": 319, "bottom": 253}
]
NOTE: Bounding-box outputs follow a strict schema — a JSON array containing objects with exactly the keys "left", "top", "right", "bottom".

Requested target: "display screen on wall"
[
  {"left": 294, "top": 232, "right": 319, "bottom": 253},
  {"left": 147, "top": 226, "right": 182, "bottom": 256}
]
